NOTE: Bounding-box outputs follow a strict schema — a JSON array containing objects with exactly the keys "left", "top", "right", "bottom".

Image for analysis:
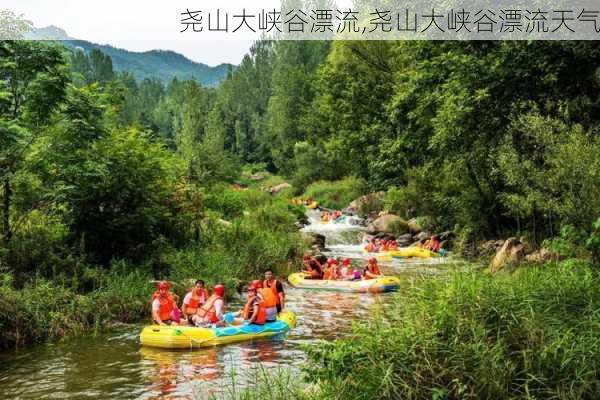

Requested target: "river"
[{"left": 0, "top": 210, "right": 451, "bottom": 399}]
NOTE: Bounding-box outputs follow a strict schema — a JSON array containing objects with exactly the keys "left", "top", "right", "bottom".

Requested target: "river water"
[{"left": 0, "top": 210, "right": 451, "bottom": 399}]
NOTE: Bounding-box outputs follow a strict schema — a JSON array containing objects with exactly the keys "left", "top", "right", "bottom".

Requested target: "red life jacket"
[
  {"left": 242, "top": 298, "right": 266, "bottom": 324},
  {"left": 184, "top": 288, "right": 208, "bottom": 315},
  {"left": 197, "top": 294, "right": 222, "bottom": 323},
  {"left": 152, "top": 292, "right": 176, "bottom": 321}
]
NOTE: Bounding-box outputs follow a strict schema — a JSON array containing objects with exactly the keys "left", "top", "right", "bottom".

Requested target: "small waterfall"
[{"left": 301, "top": 209, "right": 449, "bottom": 271}]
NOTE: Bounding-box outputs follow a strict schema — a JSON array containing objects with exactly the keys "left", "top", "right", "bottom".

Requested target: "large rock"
[
  {"left": 489, "top": 238, "right": 525, "bottom": 274},
  {"left": 366, "top": 214, "right": 407, "bottom": 234},
  {"left": 396, "top": 233, "right": 414, "bottom": 246},
  {"left": 416, "top": 231, "right": 432, "bottom": 241},
  {"left": 267, "top": 182, "right": 292, "bottom": 194},
  {"left": 304, "top": 232, "right": 326, "bottom": 251},
  {"left": 343, "top": 192, "right": 385, "bottom": 215},
  {"left": 525, "top": 248, "right": 562, "bottom": 264}
]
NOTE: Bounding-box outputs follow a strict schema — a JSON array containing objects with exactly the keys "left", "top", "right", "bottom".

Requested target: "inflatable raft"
[
  {"left": 288, "top": 273, "right": 400, "bottom": 293},
  {"left": 306, "top": 201, "right": 319, "bottom": 209},
  {"left": 140, "top": 311, "right": 297, "bottom": 349},
  {"left": 365, "top": 246, "right": 437, "bottom": 259}
]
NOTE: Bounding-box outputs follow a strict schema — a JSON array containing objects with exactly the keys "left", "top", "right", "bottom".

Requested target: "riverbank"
[
  {"left": 0, "top": 181, "right": 307, "bottom": 349},
  {"left": 227, "top": 259, "right": 600, "bottom": 400}
]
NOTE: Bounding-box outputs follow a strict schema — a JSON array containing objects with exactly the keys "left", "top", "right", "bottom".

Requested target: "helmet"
[
  {"left": 368, "top": 257, "right": 377, "bottom": 264},
  {"left": 248, "top": 284, "right": 258, "bottom": 292},
  {"left": 343, "top": 258, "right": 351, "bottom": 266},
  {"left": 251, "top": 279, "right": 263, "bottom": 289},
  {"left": 214, "top": 284, "right": 225, "bottom": 297},
  {"left": 327, "top": 258, "right": 335, "bottom": 264},
  {"left": 331, "top": 259, "right": 339, "bottom": 265},
  {"left": 158, "top": 281, "right": 170, "bottom": 290}
]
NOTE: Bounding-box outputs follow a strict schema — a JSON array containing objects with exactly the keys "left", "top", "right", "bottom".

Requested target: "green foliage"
[
  {"left": 586, "top": 218, "right": 600, "bottom": 264},
  {"left": 304, "top": 177, "right": 367, "bottom": 210},
  {"left": 305, "top": 262, "right": 600, "bottom": 399},
  {"left": 0, "top": 268, "right": 151, "bottom": 348},
  {"left": 204, "top": 186, "right": 246, "bottom": 220}
]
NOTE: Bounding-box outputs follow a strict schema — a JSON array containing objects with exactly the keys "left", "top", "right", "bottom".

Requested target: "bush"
[
  {"left": 204, "top": 186, "right": 247, "bottom": 220},
  {"left": 304, "top": 177, "right": 367, "bottom": 210},
  {"left": 304, "top": 262, "right": 600, "bottom": 399},
  {"left": 0, "top": 267, "right": 152, "bottom": 349}
]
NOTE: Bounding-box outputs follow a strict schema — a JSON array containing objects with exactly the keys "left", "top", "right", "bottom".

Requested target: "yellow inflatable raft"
[
  {"left": 288, "top": 273, "right": 400, "bottom": 293},
  {"left": 140, "top": 311, "right": 297, "bottom": 349},
  {"left": 306, "top": 201, "right": 319, "bottom": 209},
  {"left": 366, "top": 246, "right": 436, "bottom": 259}
]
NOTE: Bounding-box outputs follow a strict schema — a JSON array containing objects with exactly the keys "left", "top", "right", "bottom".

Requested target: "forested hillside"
[
  {"left": 26, "top": 26, "right": 232, "bottom": 85},
  {"left": 103, "top": 39, "right": 600, "bottom": 248}
]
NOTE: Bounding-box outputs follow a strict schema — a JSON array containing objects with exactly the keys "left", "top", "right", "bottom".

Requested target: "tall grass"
[
  {"left": 208, "top": 366, "right": 311, "bottom": 400},
  {"left": 303, "top": 260, "right": 600, "bottom": 399}
]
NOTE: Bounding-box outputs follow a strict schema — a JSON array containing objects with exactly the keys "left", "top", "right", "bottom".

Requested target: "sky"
[{"left": 1, "top": 0, "right": 285, "bottom": 66}]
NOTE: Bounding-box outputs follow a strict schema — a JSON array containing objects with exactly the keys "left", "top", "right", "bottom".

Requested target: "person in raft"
[
  {"left": 340, "top": 258, "right": 354, "bottom": 280},
  {"left": 302, "top": 254, "right": 324, "bottom": 279},
  {"left": 151, "top": 281, "right": 181, "bottom": 326},
  {"left": 364, "top": 257, "right": 382, "bottom": 279},
  {"left": 263, "top": 269, "right": 285, "bottom": 316},
  {"left": 426, "top": 235, "right": 441, "bottom": 253},
  {"left": 194, "top": 284, "right": 226, "bottom": 327},
  {"left": 323, "top": 258, "right": 340, "bottom": 280},
  {"left": 243, "top": 282, "right": 267, "bottom": 325},
  {"left": 181, "top": 279, "right": 209, "bottom": 326}
]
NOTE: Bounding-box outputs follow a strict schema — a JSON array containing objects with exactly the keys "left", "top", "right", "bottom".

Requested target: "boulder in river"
[
  {"left": 489, "top": 237, "right": 525, "bottom": 274},
  {"left": 416, "top": 231, "right": 432, "bottom": 241},
  {"left": 366, "top": 214, "right": 408, "bottom": 234},
  {"left": 396, "top": 233, "right": 414, "bottom": 246},
  {"left": 343, "top": 192, "right": 385, "bottom": 215},
  {"left": 304, "top": 232, "right": 326, "bottom": 252}
]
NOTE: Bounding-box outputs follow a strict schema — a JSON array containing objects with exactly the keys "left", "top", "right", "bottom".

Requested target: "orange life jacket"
[
  {"left": 263, "top": 279, "right": 283, "bottom": 304},
  {"left": 197, "top": 294, "right": 222, "bottom": 323},
  {"left": 242, "top": 298, "right": 266, "bottom": 324},
  {"left": 368, "top": 263, "right": 381, "bottom": 276},
  {"left": 152, "top": 292, "right": 176, "bottom": 321},
  {"left": 184, "top": 288, "right": 208, "bottom": 315},
  {"left": 259, "top": 287, "right": 278, "bottom": 308}
]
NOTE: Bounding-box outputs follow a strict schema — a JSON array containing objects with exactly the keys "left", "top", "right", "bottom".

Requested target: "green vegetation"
[
  {"left": 304, "top": 261, "right": 600, "bottom": 399},
  {"left": 2, "top": 11, "right": 600, "bottom": 399},
  {"left": 303, "top": 177, "right": 367, "bottom": 210},
  {"left": 0, "top": 39, "right": 305, "bottom": 348}
]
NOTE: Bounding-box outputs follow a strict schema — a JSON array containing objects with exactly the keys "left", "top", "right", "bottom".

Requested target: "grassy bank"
[
  {"left": 302, "top": 260, "right": 600, "bottom": 399},
  {"left": 224, "top": 260, "right": 600, "bottom": 400}
]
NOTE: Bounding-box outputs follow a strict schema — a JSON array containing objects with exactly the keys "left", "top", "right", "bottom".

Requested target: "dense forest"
[{"left": 1, "top": 11, "right": 600, "bottom": 399}]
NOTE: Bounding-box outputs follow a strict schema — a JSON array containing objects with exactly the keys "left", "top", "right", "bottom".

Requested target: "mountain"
[{"left": 25, "top": 26, "right": 232, "bottom": 86}]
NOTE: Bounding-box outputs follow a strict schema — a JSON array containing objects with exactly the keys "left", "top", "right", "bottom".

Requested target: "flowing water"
[{"left": 0, "top": 210, "right": 452, "bottom": 399}]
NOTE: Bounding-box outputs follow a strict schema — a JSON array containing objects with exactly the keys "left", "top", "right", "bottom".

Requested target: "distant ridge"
[{"left": 25, "top": 26, "right": 232, "bottom": 86}]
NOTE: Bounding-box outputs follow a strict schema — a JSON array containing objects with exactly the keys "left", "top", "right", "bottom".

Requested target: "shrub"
[{"left": 304, "top": 177, "right": 367, "bottom": 210}]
